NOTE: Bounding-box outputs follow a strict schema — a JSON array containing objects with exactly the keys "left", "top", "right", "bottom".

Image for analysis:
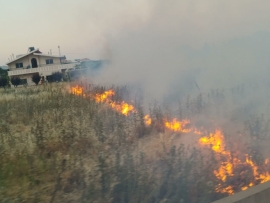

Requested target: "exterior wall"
[
  {"left": 38, "top": 56, "right": 61, "bottom": 67},
  {"left": 8, "top": 55, "right": 32, "bottom": 70},
  {"left": 9, "top": 74, "right": 36, "bottom": 87},
  {"left": 8, "top": 63, "right": 78, "bottom": 86},
  {"left": 19, "top": 74, "right": 36, "bottom": 86},
  {"left": 212, "top": 181, "right": 270, "bottom": 203},
  {"left": 8, "top": 54, "right": 61, "bottom": 70}
]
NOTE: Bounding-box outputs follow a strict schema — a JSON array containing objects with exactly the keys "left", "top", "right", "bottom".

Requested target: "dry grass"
[{"left": 0, "top": 83, "right": 269, "bottom": 203}]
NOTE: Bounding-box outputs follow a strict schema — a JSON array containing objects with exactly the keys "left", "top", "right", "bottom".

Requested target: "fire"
[
  {"left": 245, "top": 156, "right": 270, "bottom": 184},
  {"left": 199, "top": 130, "right": 225, "bottom": 153},
  {"left": 144, "top": 115, "right": 152, "bottom": 126},
  {"left": 70, "top": 86, "right": 202, "bottom": 133},
  {"left": 241, "top": 186, "right": 248, "bottom": 191},
  {"left": 215, "top": 185, "right": 234, "bottom": 195},
  {"left": 70, "top": 85, "right": 84, "bottom": 96},
  {"left": 200, "top": 129, "right": 270, "bottom": 194},
  {"left": 245, "top": 156, "right": 259, "bottom": 177},
  {"left": 94, "top": 90, "right": 115, "bottom": 102},
  {"left": 69, "top": 85, "right": 270, "bottom": 195},
  {"left": 109, "top": 101, "right": 136, "bottom": 116},
  {"left": 214, "top": 162, "right": 233, "bottom": 182},
  {"left": 70, "top": 87, "right": 136, "bottom": 116},
  {"left": 92, "top": 89, "right": 136, "bottom": 116},
  {"left": 165, "top": 119, "right": 191, "bottom": 133}
]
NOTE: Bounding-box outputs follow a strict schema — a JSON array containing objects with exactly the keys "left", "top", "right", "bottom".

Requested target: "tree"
[
  {"left": 0, "top": 68, "right": 9, "bottom": 88},
  {"left": 11, "top": 77, "right": 21, "bottom": 87},
  {"left": 32, "top": 73, "right": 41, "bottom": 85},
  {"left": 0, "top": 77, "right": 7, "bottom": 88},
  {"left": 52, "top": 72, "right": 63, "bottom": 82}
]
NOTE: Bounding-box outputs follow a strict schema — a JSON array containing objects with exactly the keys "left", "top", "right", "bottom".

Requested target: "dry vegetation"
[{"left": 0, "top": 83, "right": 270, "bottom": 203}]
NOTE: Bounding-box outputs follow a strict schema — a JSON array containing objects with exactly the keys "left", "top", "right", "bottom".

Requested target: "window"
[
  {"left": 46, "top": 59, "right": 53, "bottom": 64},
  {"left": 16, "top": 63, "right": 23, "bottom": 68}
]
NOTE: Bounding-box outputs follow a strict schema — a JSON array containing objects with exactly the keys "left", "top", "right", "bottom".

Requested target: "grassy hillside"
[{"left": 0, "top": 83, "right": 270, "bottom": 203}]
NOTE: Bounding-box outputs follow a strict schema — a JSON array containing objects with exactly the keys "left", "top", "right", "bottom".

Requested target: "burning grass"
[{"left": 0, "top": 83, "right": 270, "bottom": 202}]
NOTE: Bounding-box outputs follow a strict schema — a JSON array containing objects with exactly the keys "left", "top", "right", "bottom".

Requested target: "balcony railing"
[{"left": 8, "top": 63, "right": 78, "bottom": 76}]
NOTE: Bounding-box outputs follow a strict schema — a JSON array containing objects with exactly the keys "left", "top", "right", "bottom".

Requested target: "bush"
[
  {"left": 10, "top": 77, "right": 21, "bottom": 87},
  {"left": 52, "top": 72, "right": 63, "bottom": 82},
  {"left": 32, "top": 73, "right": 41, "bottom": 85},
  {"left": 0, "top": 68, "right": 10, "bottom": 88},
  {"left": 0, "top": 77, "right": 7, "bottom": 88}
]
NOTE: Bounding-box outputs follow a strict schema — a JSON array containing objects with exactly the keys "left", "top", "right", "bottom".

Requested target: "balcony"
[{"left": 8, "top": 63, "right": 78, "bottom": 76}]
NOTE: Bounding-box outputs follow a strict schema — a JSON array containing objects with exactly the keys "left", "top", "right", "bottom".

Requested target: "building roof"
[
  {"left": 6, "top": 49, "right": 41, "bottom": 65},
  {"left": 6, "top": 49, "right": 65, "bottom": 65},
  {"left": 33, "top": 53, "right": 65, "bottom": 58}
]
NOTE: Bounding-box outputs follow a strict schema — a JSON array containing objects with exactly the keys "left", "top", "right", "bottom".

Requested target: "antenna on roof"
[{"left": 50, "top": 49, "right": 52, "bottom": 55}]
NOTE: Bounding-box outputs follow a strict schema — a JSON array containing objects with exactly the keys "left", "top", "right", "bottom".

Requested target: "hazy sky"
[{"left": 1, "top": 0, "right": 270, "bottom": 65}]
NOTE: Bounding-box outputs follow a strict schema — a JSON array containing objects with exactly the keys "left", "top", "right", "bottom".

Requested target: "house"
[{"left": 7, "top": 47, "right": 77, "bottom": 85}]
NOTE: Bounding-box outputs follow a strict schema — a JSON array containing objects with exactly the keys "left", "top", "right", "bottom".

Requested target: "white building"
[{"left": 7, "top": 47, "right": 77, "bottom": 85}]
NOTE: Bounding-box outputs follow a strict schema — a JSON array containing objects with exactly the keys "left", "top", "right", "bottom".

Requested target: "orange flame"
[
  {"left": 94, "top": 90, "right": 115, "bottom": 102},
  {"left": 214, "top": 162, "right": 233, "bottom": 182},
  {"left": 93, "top": 89, "right": 136, "bottom": 116},
  {"left": 144, "top": 115, "right": 152, "bottom": 126},
  {"left": 70, "top": 85, "right": 84, "bottom": 96},
  {"left": 200, "top": 130, "right": 236, "bottom": 194},
  {"left": 216, "top": 185, "right": 234, "bottom": 195},
  {"left": 109, "top": 101, "right": 136, "bottom": 116},
  {"left": 165, "top": 119, "right": 191, "bottom": 133},
  {"left": 200, "top": 129, "right": 270, "bottom": 194},
  {"left": 199, "top": 130, "right": 225, "bottom": 153},
  {"left": 70, "top": 87, "right": 136, "bottom": 116},
  {"left": 245, "top": 156, "right": 270, "bottom": 184}
]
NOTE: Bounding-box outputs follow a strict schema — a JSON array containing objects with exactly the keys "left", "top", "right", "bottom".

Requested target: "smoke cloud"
[
  {"left": 2, "top": 0, "right": 270, "bottom": 107},
  {"left": 84, "top": 0, "right": 270, "bottom": 107}
]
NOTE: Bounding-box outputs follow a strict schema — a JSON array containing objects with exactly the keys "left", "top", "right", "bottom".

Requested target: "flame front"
[
  {"left": 70, "top": 86, "right": 136, "bottom": 116},
  {"left": 94, "top": 90, "right": 115, "bottom": 102},
  {"left": 200, "top": 129, "right": 270, "bottom": 195},
  {"left": 245, "top": 156, "right": 270, "bottom": 184},
  {"left": 165, "top": 119, "right": 191, "bottom": 133},
  {"left": 70, "top": 85, "right": 84, "bottom": 96},
  {"left": 109, "top": 101, "right": 136, "bottom": 116},
  {"left": 69, "top": 85, "right": 270, "bottom": 195},
  {"left": 199, "top": 130, "right": 225, "bottom": 153}
]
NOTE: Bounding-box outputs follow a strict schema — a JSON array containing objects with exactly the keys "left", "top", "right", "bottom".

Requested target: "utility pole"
[
  {"left": 58, "top": 46, "right": 62, "bottom": 64},
  {"left": 58, "top": 46, "right": 61, "bottom": 56}
]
